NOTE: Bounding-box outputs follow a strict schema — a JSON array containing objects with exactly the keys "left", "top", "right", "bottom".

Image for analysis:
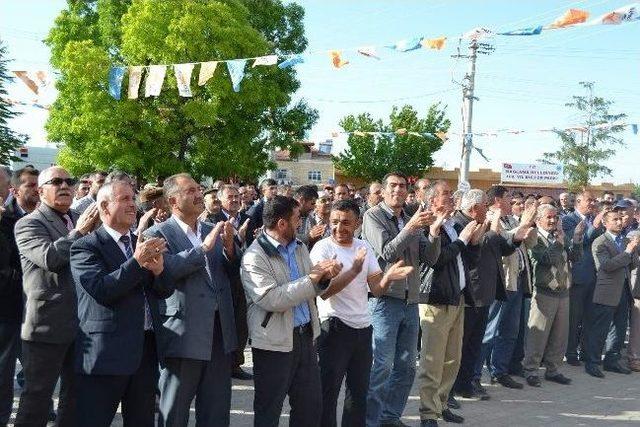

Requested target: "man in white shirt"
[{"left": 310, "top": 199, "right": 413, "bottom": 427}]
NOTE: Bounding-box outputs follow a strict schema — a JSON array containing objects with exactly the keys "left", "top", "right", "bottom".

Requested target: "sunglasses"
[{"left": 41, "top": 177, "right": 77, "bottom": 187}]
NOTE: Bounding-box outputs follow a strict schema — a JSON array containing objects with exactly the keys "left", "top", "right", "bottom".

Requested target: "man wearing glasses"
[{"left": 13, "top": 166, "right": 100, "bottom": 427}]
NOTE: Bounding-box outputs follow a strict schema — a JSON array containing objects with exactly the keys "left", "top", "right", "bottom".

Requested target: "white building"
[{"left": 9, "top": 146, "right": 59, "bottom": 171}]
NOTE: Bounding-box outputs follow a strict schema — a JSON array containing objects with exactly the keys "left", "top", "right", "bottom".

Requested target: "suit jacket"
[
  {"left": 245, "top": 199, "right": 265, "bottom": 246},
  {"left": 528, "top": 231, "right": 582, "bottom": 297},
  {"left": 500, "top": 215, "right": 534, "bottom": 295},
  {"left": 145, "top": 217, "right": 238, "bottom": 360},
  {"left": 419, "top": 212, "right": 480, "bottom": 305},
  {"left": 209, "top": 210, "right": 250, "bottom": 249},
  {"left": 592, "top": 233, "right": 638, "bottom": 307},
  {"left": 14, "top": 203, "right": 82, "bottom": 343},
  {"left": 0, "top": 199, "right": 27, "bottom": 323},
  {"left": 562, "top": 211, "right": 602, "bottom": 286},
  {"left": 70, "top": 226, "right": 173, "bottom": 375}
]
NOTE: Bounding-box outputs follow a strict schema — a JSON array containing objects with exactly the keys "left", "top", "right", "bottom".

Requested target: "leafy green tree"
[
  {"left": 542, "top": 81, "right": 626, "bottom": 191},
  {"left": 334, "top": 104, "right": 450, "bottom": 182},
  {"left": 0, "top": 39, "right": 29, "bottom": 165},
  {"left": 46, "top": 0, "right": 317, "bottom": 181}
]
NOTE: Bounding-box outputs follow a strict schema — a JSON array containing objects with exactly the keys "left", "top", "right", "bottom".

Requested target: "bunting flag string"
[{"left": 79, "top": 2, "right": 640, "bottom": 99}]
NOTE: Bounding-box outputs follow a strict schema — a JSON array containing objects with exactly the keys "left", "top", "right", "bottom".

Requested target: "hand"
[
  {"left": 75, "top": 203, "right": 100, "bottom": 235},
  {"left": 222, "top": 221, "right": 235, "bottom": 253},
  {"left": 238, "top": 218, "right": 250, "bottom": 242},
  {"left": 593, "top": 211, "right": 605, "bottom": 228},
  {"left": 309, "top": 224, "right": 326, "bottom": 240},
  {"left": 309, "top": 259, "right": 343, "bottom": 285},
  {"left": 519, "top": 205, "right": 537, "bottom": 227},
  {"left": 514, "top": 226, "right": 535, "bottom": 242},
  {"left": 136, "top": 208, "right": 158, "bottom": 237},
  {"left": 573, "top": 220, "right": 586, "bottom": 241},
  {"left": 429, "top": 207, "right": 451, "bottom": 236},
  {"left": 202, "top": 221, "right": 225, "bottom": 252},
  {"left": 554, "top": 226, "right": 566, "bottom": 245},
  {"left": 134, "top": 237, "right": 167, "bottom": 265},
  {"left": 253, "top": 226, "right": 264, "bottom": 239},
  {"left": 626, "top": 237, "right": 639, "bottom": 253},
  {"left": 470, "top": 219, "right": 488, "bottom": 245},
  {"left": 154, "top": 208, "right": 169, "bottom": 223},
  {"left": 490, "top": 209, "right": 502, "bottom": 233},
  {"left": 142, "top": 253, "right": 164, "bottom": 276},
  {"left": 350, "top": 247, "right": 367, "bottom": 274},
  {"left": 458, "top": 220, "right": 479, "bottom": 243},
  {"left": 198, "top": 210, "right": 210, "bottom": 223},
  {"left": 406, "top": 204, "right": 436, "bottom": 231},
  {"left": 383, "top": 260, "right": 414, "bottom": 282}
]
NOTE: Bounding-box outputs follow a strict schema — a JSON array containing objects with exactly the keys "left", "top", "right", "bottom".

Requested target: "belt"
[{"left": 294, "top": 322, "right": 312, "bottom": 335}]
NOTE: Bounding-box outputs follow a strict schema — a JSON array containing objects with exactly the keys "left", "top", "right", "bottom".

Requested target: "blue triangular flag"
[
  {"left": 498, "top": 26, "right": 543, "bottom": 36},
  {"left": 226, "top": 59, "right": 247, "bottom": 92},
  {"left": 474, "top": 146, "right": 490, "bottom": 162},
  {"left": 108, "top": 66, "right": 126, "bottom": 100},
  {"left": 632, "top": 124, "right": 638, "bottom": 135},
  {"left": 387, "top": 37, "right": 423, "bottom": 52},
  {"left": 278, "top": 54, "right": 304, "bottom": 69}
]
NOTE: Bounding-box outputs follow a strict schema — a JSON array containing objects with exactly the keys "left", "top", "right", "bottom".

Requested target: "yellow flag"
[
  {"left": 421, "top": 37, "right": 447, "bottom": 50},
  {"left": 436, "top": 131, "right": 448, "bottom": 142},
  {"left": 329, "top": 50, "right": 349, "bottom": 68}
]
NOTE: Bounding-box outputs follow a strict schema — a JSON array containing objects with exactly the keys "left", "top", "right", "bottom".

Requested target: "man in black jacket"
[
  {"left": 417, "top": 182, "right": 484, "bottom": 426},
  {"left": 245, "top": 178, "right": 278, "bottom": 246},
  {"left": 453, "top": 186, "right": 531, "bottom": 400}
]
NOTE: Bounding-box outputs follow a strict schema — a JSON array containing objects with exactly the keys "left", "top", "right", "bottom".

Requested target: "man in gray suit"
[
  {"left": 145, "top": 173, "right": 238, "bottom": 427},
  {"left": 584, "top": 209, "right": 639, "bottom": 378},
  {"left": 13, "top": 166, "right": 100, "bottom": 427}
]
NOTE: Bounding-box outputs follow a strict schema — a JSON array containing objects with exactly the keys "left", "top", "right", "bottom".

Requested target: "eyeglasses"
[{"left": 41, "top": 177, "right": 77, "bottom": 187}]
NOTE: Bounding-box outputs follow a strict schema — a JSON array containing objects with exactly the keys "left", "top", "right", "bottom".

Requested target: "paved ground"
[{"left": 9, "top": 352, "right": 640, "bottom": 426}]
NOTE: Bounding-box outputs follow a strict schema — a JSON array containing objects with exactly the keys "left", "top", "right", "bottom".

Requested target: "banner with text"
[{"left": 501, "top": 162, "right": 564, "bottom": 184}]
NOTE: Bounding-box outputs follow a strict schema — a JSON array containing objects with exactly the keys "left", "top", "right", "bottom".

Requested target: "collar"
[
  {"left": 173, "top": 215, "right": 201, "bottom": 237},
  {"left": 379, "top": 201, "right": 404, "bottom": 220},
  {"left": 575, "top": 210, "right": 586, "bottom": 220},
  {"left": 263, "top": 230, "right": 298, "bottom": 251},
  {"left": 607, "top": 231, "right": 621, "bottom": 241},
  {"left": 103, "top": 223, "right": 130, "bottom": 244},
  {"left": 538, "top": 228, "right": 553, "bottom": 240},
  {"left": 222, "top": 209, "right": 239, "bottom": 221}
]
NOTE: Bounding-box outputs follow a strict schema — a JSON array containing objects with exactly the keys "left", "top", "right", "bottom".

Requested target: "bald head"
[{"left": 38, "top": 166, "right": 68, "bottom": 187}]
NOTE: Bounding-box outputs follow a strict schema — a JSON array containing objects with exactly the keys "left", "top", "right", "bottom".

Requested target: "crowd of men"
[{"left": 1, "top": 164, "right": 640, "bottom": 427}]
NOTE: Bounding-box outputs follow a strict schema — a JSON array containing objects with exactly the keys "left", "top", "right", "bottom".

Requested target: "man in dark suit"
[
  {"left": 145, "top": 173, "right": 238, "bottom": 427},
  {"left": 13, "top": 166, "right": 100, "bottom": 427},
  {"left": 561, "top": 190, "right": 603, "bottom": 365},
  {"left": 211, "top": 184, "right": 252, "bottom": 380},
  {"left": 584, "top": 209, "right": 638, "bottom": 378},
  {"left": 70, "top": 180, "right": 172, "bottom": 426},
  {"left": 0, "top": 166, "right": 39, "bottom": 426},
  {"left": 245, "top": 178, "right": 278, "bottom": 246}
]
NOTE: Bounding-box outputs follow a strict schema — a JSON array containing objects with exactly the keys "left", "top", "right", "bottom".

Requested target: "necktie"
[
  {"left": 120, "top": 234, "right": 153, "bottom": 331},
  {"left": 615, "top": 235, "right": 624, "bottom": 252},
  {"left": 62, "top": 214, "right": 74, "bottom": 232}
]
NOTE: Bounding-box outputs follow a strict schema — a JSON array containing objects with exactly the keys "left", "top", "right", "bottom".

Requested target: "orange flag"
[
  {"left": 329, "top": 50, "right": 349, "bottom": 68},
  {"left": 421, "top": 37, "right": 447, "bottom": 50},
  {"left": 548, "top": 9, "right": 590, "bottom": 28}
]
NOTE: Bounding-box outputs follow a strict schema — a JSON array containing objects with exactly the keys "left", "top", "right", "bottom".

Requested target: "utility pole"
[{"left": 452, "top": 39, "right": 493, "bottom": 191}]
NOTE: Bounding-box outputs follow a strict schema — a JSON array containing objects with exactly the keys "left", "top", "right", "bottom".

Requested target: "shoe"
[
  {"left": 442, "top": 409, "right": 464, "bottom": 424},
  {"left": 493, "top": 374, "right": 524, "bottom": 389},
  {"left": 585, "top": 364, "right": 605, "bottom": 378},
  {"left": 526, "top": 375, "right": 541, "bottom": 387},
  {"left": 471, "top": 380, "right": 490, "bottom": 401},
  {"left": 447, "top": 392, "right": 461, "bottom": 410},
  {"left": 545, "top": 373, "right": 572, "bottom": 385},
  {"left": 455, "top": 385, "right": 489, "bottom": 401},
  {"left": 628, "top": 360, "right": 640, "bottom": 372},
  {"left": 231, "top": 368, "right": 254, "bottom": 380},
  {"left": 566, "top": 357, "right": 581, "bottom": 366},
  {"left": 603, "top": 361, "right": 632, "bottom": 375},
  {"left": 421, "top": 420, "right": 438, "bottom": 427}
]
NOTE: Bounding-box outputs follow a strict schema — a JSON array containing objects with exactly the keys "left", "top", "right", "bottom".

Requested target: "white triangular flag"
[
  {"left": 174, "top": 63, "right": 194, "bottom": 97},
  {"left": 198, "top": 61, "right": 218, "bottom": 86},
  {"left": 252, "top": 55, "right": 278, "bottom": 67},
  {"left": 128, "top": 66, "right": 144, "bottom": 99},
  {"left": 144, "top": 65, "right": 166, "bottom": 97}
]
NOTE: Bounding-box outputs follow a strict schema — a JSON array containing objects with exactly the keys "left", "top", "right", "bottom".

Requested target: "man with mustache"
[
  {"left": 14, "top": 166, "right": 100, "bottom": 427},
  {"left": 144, "top": 173, "right": 239, "bottom": 427}
]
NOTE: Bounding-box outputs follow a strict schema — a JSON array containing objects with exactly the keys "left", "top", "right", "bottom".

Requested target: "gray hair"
[
  {"left": 96, "top": 182, "right": 116, "bottom": 206},
  {"left": 424, "top": 180, "right": 448, "bottom": 201},
  {"left": 219, "top": 184, "right": 239, "bottom": 198},
  {"left": 460, "top": 189, "right": 487, "bottom": 212},
  {"left": 105, "top": 170, "right": 134, "bottom": 186},
  {"left": 163, "top": 173, "right": 193, "bottom": 199},
  {"left": 536, "top": 203, "right": 557, "bottom": 220},
  {"left": 37, "top": 166, "right": 68, "bottom": 187}
]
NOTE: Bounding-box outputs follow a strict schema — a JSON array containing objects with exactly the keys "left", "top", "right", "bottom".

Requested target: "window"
[
  {"left": 308, "top": 170, "right": 322, "bottom": 182},
  {"left": 276, "top": 169, "right": 288, "bottom": 180}
]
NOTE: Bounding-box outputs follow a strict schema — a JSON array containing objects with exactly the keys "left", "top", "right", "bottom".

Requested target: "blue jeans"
[
  {"left": 366, "top": 297, "right": 419, "bottom": 427},
  {"left": 478, "top": 286, "right": 524, "bottom": 379}
]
